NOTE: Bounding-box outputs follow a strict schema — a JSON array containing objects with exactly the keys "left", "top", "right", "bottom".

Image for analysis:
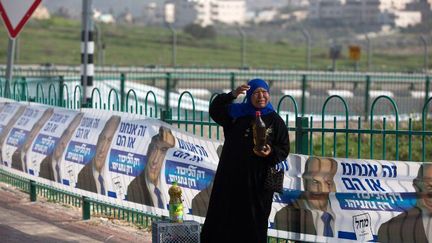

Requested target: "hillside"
[{"left": 0, "top": 17, "right": 429, "bottom": 72}]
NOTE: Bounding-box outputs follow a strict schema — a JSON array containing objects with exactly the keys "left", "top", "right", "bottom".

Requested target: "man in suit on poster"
[
  {"left": 378, "top": 163, "right": 432, "bottom": 243},
  {"left": 0, "top": 105, "right": 26, "bottom": 166},
  {"left": 39, "top": 112, "right": 84, "bottom": 182},
  {"left": 76, "top": 115, "right": 121, "bottom": 195},
  {"left": 191, "top": 144, "right": 222, "bottom": 217},
  {"left": 11, "top": 108, "right": 54, "bottom": 172},
  {"left": 126, "top": 126, "right": 175, "bottom": 209},
  {"left": 274, "top": 156, "right": 338, "bottom": 237}
]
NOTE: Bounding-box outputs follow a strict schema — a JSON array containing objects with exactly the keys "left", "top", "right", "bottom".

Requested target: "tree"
[{"left": 183, "top": 24, "right": 217, "bottom": 39}]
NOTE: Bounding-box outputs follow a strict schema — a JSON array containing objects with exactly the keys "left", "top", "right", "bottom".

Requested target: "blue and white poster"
[{"left": 26, "top": 109, "right": 82, "bottom": 180}]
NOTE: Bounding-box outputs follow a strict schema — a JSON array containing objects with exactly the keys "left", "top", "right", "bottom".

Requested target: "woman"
[{"left": 201, "top": 78, "right": 290, "bottom": 243}]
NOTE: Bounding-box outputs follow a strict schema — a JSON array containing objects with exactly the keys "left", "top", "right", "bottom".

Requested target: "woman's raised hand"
[{"left": 232, "top": 84, "right": 250, "bottom": 98}]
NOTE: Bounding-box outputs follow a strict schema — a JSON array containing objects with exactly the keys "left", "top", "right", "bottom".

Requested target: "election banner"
[
  {"left": 26, "top": 109, "right": 82, "bottom": 180},
  {"left": 2, "top": 105, "right": 53, "bottom": 169},
  {"left": 268, "top": 154, "right": 431, "bottom": 243},
  {"left": 1, "top": 101, "right": 431, "bottom": 243},
  {"left": 61, "top": 111, "right": 121, "bottom": 192},
  {"left": 0, "top": 102, "right": 24, "bottom": 138}
]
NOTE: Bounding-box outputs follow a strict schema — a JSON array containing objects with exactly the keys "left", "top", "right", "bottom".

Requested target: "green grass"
[{"left": 0, "top": 17, "right": 430, "bottom": 72}]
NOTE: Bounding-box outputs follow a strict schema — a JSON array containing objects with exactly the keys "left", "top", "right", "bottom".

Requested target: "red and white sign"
[{"left": 0, "top": 0, "right": 42, "bottom": 38}]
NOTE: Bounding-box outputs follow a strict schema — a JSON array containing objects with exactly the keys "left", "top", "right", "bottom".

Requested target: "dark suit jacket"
[
  {"left": 76, "top": 162, "right": 97, "bottom": 193},
  {"left": 378, "top": 206, "right": 429, "bottom": 243},
  {"left": 126, "top": 173, "right": 154, "bottom": 207},
  {"left": 274, "top": 199, "right": 317, "bottom": 235},
  {"left": 191, "top": 183, "right": 213, "bottom": 217},
  {"left": 11, "top": 149, "right": 24, "bottom": 171},
  {"left": 39, "top": 155, "right": 55, "bottom": 181}
]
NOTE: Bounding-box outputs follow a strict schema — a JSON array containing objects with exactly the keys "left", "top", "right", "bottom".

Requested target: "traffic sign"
[
  {"left": 349, "top": 45, "right": 361, "bottom": 61},
  {"left": 0, "top": 0, "right": 42, "bottom": 38}
]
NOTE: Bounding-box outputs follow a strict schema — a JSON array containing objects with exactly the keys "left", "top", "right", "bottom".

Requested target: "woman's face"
[{"left": 250, "top": 87, "right": 270, "bottom": 109}]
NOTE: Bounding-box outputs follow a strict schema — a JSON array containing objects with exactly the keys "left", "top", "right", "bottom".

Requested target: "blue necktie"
[
  {"left": 98, "top": 174, "right": 105, "bottom": 195},
  {"left": 321, "top": 212, "right": 334, "bottom": 237},
  {"left": 154, "top": 187, "right": 164, "bottom": 208},
  {"left": 55, "top": 162, "right": 61, "bottom": 183}
]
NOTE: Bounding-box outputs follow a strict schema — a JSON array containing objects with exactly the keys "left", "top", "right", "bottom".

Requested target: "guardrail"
[{"left": 0, "top": 169, "right": 163, "bottom": 228}]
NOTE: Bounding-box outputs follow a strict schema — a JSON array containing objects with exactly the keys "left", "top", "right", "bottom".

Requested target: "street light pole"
[
  {"left": 81, "top": 0, "right": 94, "bottom": 107},
  {"left": 301, "top": 28, "right": 311, "bottom": 70},
  {"left": 168, "top": 23, "right": 177, "bottom": 67},
  {"left": 5, "top": 37, "right": 15, "bottom": 98},
  {"left": 365, "top": 34, "right": 371, "bottom": 72},
  {"left": 237, "top": 26, "right": 245, "bottom": 68},
  {"left": 420, "top": 35, "right": 429, "bottom": 73}
]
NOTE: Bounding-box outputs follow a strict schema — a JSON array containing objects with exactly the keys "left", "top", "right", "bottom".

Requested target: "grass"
[{"left": 0, "top": 17, "right": 430, "bottom": 72}]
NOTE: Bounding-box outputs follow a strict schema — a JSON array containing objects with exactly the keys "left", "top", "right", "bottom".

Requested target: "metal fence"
[
  {"left": 2, "top": 70, "right": 432, "bottom": 162},
  {"left": 1, "top": 67, "right": 431, "bottom": 119},
  {"left": 2, "top": 70, "right": 432, "bottom": 243}
]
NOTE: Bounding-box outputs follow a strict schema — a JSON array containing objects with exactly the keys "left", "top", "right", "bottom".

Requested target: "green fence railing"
[
  {"left": 3, "top": 72, "right": 432, "bottom": 161},
  {"left": 0, "top": 169, "right": 163, "bottom": 229}
]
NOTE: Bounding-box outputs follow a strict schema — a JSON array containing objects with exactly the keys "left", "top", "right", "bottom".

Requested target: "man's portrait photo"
[
  {"left": 0, "top": 105, "right": 26, "bottom": 165},
  {"left": 76, "top": 115, "right": 121, "bottom": 195},
  {"left": 378, "top": 163, "right": 432, "bottom": 243},
  {"left": 39, "top": 112, "right": 84, "bottom": 182},
  {"left": 11, "top": 108, "right": 54, "bottom": 172},
  {"left": 191, "top": 144, "right": 222, "bottom": 217},
  {"left": 274, "top": 156, "right": 338, "bottom": 237},
  {"left": 127, "top": 126, "right": 175, "bottom": 209}
]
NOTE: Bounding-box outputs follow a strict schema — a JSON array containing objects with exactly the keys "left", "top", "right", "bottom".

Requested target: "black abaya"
[{"left": 201, "top": 92, "right": 290, "bottom": 243}]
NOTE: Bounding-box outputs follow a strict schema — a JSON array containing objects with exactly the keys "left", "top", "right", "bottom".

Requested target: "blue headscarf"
[{"left": 228, "top": 78, "right": 275, "bottom": 119}]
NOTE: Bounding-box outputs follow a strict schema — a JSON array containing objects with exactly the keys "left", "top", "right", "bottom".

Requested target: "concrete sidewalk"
[{"left": 0, "top": 182, "right": 152, "bottom": 243}]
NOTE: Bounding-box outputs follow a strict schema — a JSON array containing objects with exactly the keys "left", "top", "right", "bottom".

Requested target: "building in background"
[
  {"left": 308, "top": 0, "right": 422, "bottom": 28},
  {"left": 33, "top": 4, "right": 51, "bottom": 20},
  {"left": 166, "top": 0, "right": 246, "bottom": 27}
]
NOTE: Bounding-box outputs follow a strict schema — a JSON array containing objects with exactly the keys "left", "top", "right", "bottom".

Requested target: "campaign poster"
[
  {"left": 61, "top": 111, "right": 121, "bottom": 196},
  {"left": 105, "top": 118, "right": 150, "bottom": 201},
  {"left": 2, "top": 106, "right": 53, "bottom": 170},
  {"left": 0, "top": 103, "right": 25, "bottom": 143},
  {"left": 270, "top": 154, "right": 428, "bottom": 242},
  {"left": 26, "top": 109, "right": 82, "bottom": 180},
  {"left": 96, "top": 117, "right": 221, "bottom": 215}
]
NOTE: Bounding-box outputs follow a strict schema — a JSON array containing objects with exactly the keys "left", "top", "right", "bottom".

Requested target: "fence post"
[
  {"left": 20, "top": 77, "right": 26, "bottom": 101},
  {"left": 30, "top": 180, "right": 37, "bottom": 202},
  {"left": 301, "top": 74, "right": 307, "bottom": 116},
  {"left": 295, "top": 116, "right": 309, "bottom": 155},
  {"left": 230, "top": 72, "right": 235, "bottom": 91},
  {"left": 426, "top": 76, "right": 430, "bottom": 104},
  {"left": 364, "top": 75, "right": 371, "bottom": 121},
  {"left": 58, "top": 76, "right": 64, "bottom": 107},
  {"left": 82, "top": 196, "right": 90, "bottom": 220},
  {"left": 165, "top": 72, "right": 172, "bottom": 113},
  {"left": 160, "top": 109, "right": 172, "bottom": 124},
  {"left": 120, "top": 73, "right": 126, "bottom": 112}
]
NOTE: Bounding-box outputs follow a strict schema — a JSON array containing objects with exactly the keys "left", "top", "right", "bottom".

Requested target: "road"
[{"left": 0, "top": 182, "right": 152, "bottom": 243}]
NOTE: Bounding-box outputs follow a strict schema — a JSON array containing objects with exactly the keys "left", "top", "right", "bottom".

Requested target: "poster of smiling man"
[
  {"left": 61, "top": 111, "right": 121, "bottom": 196},
  {"left": 0, "top": 103, "right": 26, "bottom": 165},
  {"left": 24, "top": 108, "right": 83, "bottom": 182},
  {"left": 2, "top": 105, "right": 54, "bottom": 172}
]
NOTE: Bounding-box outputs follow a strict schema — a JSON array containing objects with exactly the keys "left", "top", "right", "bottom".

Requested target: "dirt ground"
[{"left": 0, "top": 182, "right": 152, "bottom": 243}]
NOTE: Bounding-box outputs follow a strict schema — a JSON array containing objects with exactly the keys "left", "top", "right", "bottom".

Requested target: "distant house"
[
  {"left": 308, "top": 0, "right": 422, "bottom": 28},
  {"left": 165, "top": 0, "right": 246, "bottom": 27},
  {"left": 93, "top": 9, "right": 116, "bottom": 24},
  {"left": 33, "top": 4, "right": 50, "bottom": 20},
  {"left": 117, "top": 8, "right": 134, "bottom": 24}
]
